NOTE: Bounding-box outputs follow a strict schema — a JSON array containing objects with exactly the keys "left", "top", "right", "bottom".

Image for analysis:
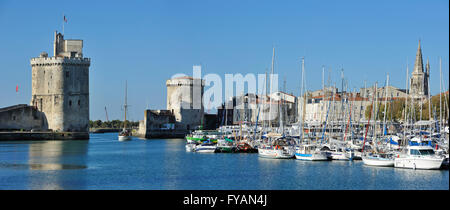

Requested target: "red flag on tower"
[
  {"left": 16, "top": 85, "right": 18, "bottom": 92},
  {"left": 64, "top": 15, "right": 67, "bottom": 23}
]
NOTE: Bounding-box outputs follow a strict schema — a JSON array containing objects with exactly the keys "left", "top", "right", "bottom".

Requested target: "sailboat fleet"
[{"left": 184, "top": 48, "right": 449, "bottom": 170}]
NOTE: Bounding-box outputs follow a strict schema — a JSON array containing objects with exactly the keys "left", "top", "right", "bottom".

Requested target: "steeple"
[{"left": 413, "top": 40, "right": 424, "bottom": 73}]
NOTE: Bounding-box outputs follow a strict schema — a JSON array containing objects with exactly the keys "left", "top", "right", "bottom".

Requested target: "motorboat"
[
  {"left": 185, "top": 142, "right": 197, "bottom": 152},
  {"left": 295, "top": 144, "right": 328, "bottom": 161},
  {"left": 394, "top": 146, "right": 444, "bottom": 170},
  {"left": 329, "top": 147, "right": 354, "bottom": 161},
  {"left": 216, "top": 138, "right": 236, "bottom": 153},
  {"left": 195, "top": 142, "right": 217, "bottom": 153},
  {"left": 258, "top": 138, "right": 295, "bottom": 159},
  {"left": 362, "top": 153, "right": 395, "bottom": 167}
]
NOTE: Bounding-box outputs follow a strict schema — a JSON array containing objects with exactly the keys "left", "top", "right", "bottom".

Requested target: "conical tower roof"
[{"left": 413, "top": 40, "right": 424, "bottom": 73}]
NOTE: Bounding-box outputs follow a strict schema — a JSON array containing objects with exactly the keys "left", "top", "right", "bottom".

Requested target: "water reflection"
[
  {"left": 162, "top": 139, "right": 185, "bottom": 189},
  {"left": 27, "top": 140, "right": 89, "bottom": 189}
]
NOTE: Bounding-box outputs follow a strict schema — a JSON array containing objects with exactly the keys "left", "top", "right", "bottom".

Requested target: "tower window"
[
  {"left": 78, "top": 100, "right": 80, "bottom": 106},
  {"left": 69, "top": 100, "right": 72, "bottom": 106},
  {"left": 66, "top": 71, "right": 69, "bottom": 78}
]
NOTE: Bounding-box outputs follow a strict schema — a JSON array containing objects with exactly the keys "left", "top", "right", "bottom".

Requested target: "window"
[
  {"left": 78, "top": 100, "right": 80, "bottom": 106},
  {"left": 419, "top": 149, "right": 435, "bottom": 156},
  {"left": 69, "top": 100, "right": 72, "bottom": 106},
  {"left": 410, "top": 149, "right": 419, "bottom": 155},
  {"left": 66, "top": 71, "right": 69, "bottom": 78}
]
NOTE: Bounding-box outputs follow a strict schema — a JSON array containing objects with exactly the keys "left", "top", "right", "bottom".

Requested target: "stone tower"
[
  {"left": 30, "top": 31, "right": 90, "bottom": 133},
  {"left": 410, "top": 40, "right": 429, "bottom": 99},
  {"left": 166, "top": 73, "right": 204, "bottom": 130}
]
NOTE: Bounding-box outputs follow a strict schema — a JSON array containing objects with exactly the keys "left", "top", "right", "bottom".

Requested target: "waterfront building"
[{"left": 217, "top": 91, "right": 297, "bottom": 126}]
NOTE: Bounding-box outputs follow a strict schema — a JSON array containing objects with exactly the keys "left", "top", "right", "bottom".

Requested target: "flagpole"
[{"left": 62, "top": 14, "right": 65, "bottom": 36}]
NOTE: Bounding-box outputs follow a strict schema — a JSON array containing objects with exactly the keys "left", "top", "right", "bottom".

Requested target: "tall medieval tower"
[
  {"left": 166, "top": 72, "right": 204, "bottom": 130},
  {"left": 30, "top": 31, "right": 90, "bottom": 133},
  {"left": 410, "top": 40, "right": 430, "bottom": 99}
]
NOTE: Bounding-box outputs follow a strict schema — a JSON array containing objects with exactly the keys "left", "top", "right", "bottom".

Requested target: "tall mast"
[
  {"left": 372, "top": 82, "right": 378, "bottom": 153},
  {"left": 427, "top": 60, "right": 432, "bottom": 136},
  {"left": 439, "top": 57, "right": 442, "bottom": 134},
  {"left": 300, "top": 57, "right": 306, "bottom": 141},
  {"left": 105, "top": 106, "right": 109, "bottom": 122},
  {"left": 403, "top": 63, "right": 409, "bottom": 146},
  {"left": 269, "top": 47, "right": 275, "bottom": 129},
  {"left": 383, "top": 74, "right": 389, "bottom": 135},
  {"left": 124, "top": 80, "right": 128, "bottom": 129}
]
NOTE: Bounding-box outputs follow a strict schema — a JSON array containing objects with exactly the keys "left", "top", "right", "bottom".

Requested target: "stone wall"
[
  {"left": 135, "top": 109, "right": 188, "bottom": 139},
  {"left": 0, "top": 104, "right": 47, "bottom": 131}
]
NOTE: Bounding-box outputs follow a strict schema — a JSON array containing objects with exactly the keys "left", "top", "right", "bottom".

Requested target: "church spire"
[{"left": 413, "top": 39, "right": 424, "bottom": 73}]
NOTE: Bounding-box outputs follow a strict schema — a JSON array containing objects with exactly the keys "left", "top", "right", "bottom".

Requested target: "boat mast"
[
  {"left": 427, "top": 60, "right": 432, "bottom": 136},
  {"left": 439, "top": 57, "right": 442, "bottom": 135},
  {"left": 383, "top": 74, "right": 389, "bottom": 136},
  {"left": 269, "top": 47, "right": 275, "bottom": 129},
  {"left": 372, "top": 82, "right": 378, "bottom": 153},
  {"left": 362, "top": 85, "right": 376, "bottom": 153},
  {"left": 124, "top": 80, "right": 128, "bottom": 130},
  {"left": 403, "top": 63, "right": 409, "bottom": 147},
  {"left": 301, "top": 57, "right": 306, "bottom": 142}
]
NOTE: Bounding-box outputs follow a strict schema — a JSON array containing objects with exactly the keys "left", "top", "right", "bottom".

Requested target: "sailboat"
[
  {"left": 257, "top": 48, "right": 295, "bottom": 159},
  {"left": 362, "top": 79, "right": 394, "bottom": 167},
  {"left": 294, "top": 57, "right": 328, "bottom": 161},
  {"left": 118, "top": 81, "right": 132, "bottom": 141}
]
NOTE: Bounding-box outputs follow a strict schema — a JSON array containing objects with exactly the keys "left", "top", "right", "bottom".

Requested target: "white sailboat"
[
  {"left": 363, "top": 77, "right": 394, "bottom": 167},
  {"left": 118, "top": 81, "right": 132, "bottom": 141}
]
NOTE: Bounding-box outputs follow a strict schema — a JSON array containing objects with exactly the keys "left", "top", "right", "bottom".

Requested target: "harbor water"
[{"left": 0, "top": 133, "right": 448, "bottom": 190}]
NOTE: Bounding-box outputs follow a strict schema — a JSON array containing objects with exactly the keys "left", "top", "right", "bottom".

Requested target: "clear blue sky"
[{"left": 0, "top": 0, "right": 448, "bottom": 121}]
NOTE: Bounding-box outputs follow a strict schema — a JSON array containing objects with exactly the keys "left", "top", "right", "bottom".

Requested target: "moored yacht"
[
  {"left": 394, "top": 145, "right": 444, "bottom": 170},
  {"left": 258, "top": 138, "right": 295, "bottom": 159},
  {"left": 362, "top": 153, "right": 395, "bottom": 167},
  {"left": 295, "top": 144, "right": 328, "bottom": 161},
  {"left": 195, "top": 141, "right": 217, "bottom": 153}
]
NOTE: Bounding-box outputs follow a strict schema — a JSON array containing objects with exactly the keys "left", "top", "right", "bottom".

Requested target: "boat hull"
[
  {"left": 118, "top": 135, "right": 131, "bottom": 141},
  {"left": 362, "top": 157, "right": 394, "bottom": 167},
  {"left": 295, "top": 152, "right": 328, "bottom": 161},
  {"left": 258, "top": 148, "right": 294, "bottom": 159},
  {"left": 394, "top": 157, "right": 443, "bottom": 170},
  {"left": 216, "top": 146, "right": 235, "bottom": 153},
  {"left": 195, "top": 146, "right": 217, "bottom": 153},
  {"left": 185, "top": 144, "right": 196, "bottom": 152},
  {"left": 330, "top": 151, "right": 352, "bottom": 161}
]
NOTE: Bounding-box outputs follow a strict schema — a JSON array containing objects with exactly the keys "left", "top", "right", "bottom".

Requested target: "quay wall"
[
  {"left": 0, "top": 131, "right": 89, "bottom": 141},
  {"left": 134, "top": 130, "right": 187, "bottom": 139}
]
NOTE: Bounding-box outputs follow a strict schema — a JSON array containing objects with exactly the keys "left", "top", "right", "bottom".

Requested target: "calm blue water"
[{"left": 0, "top": 133, "right": 448, "bottom": 190}]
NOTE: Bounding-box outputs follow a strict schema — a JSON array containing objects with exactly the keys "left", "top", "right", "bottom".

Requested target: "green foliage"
[
  {"left": 364, "top": 93, "right": 449, "bottom": 122},
  {"left": 89, "top": 119, "right": 139, "bottom": 128}
]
